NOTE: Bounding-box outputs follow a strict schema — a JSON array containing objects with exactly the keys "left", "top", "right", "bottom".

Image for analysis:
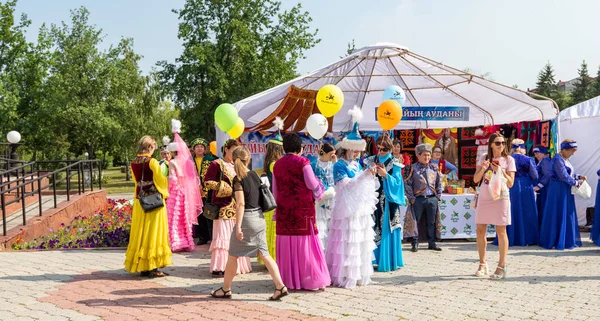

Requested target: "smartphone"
[{"left": 492, "top": 160, "right": 500, "bottom": 165}]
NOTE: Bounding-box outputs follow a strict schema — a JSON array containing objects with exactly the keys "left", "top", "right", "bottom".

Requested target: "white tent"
[
  {"left": 559, "top": 95, "right": 600, "bottom": 226},
  {"left": 229, "top": 42, "right": 558, "bottom": 134}
]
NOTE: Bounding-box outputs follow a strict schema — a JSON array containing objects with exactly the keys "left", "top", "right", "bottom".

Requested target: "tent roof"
[
  {"left": 234, "top": 42, "right": 558, "bottom": 132},
  {"left": 559, "top": 95, "right": 600, "bottom": 122}
]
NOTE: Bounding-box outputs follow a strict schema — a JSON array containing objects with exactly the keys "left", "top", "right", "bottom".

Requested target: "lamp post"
[
  {"left": 83, "top": 152, "right": 91, "bottom": 188},
  {"left": 6, "top": 131, "right": 21, "bottom": 170}
]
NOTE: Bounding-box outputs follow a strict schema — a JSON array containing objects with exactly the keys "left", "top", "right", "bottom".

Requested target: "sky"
[{"left": 14, "top": 0, "right": 600, "bottom": 90}]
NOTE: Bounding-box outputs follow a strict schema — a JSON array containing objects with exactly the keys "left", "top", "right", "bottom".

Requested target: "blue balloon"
[{"left": 382, "top": 85, "right": 406, "bottom": 106}]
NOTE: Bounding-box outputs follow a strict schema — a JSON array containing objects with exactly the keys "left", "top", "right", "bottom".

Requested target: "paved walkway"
[{"left": 1, "top": 237, "right": 599, "bottom": 321}]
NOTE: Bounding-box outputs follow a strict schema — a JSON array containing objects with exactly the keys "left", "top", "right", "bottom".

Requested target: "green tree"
[
  {"left": 571, "top": 60, "right": 593, "bottom": 105},
  {"left": 0, "top": 0, "right": 30, "bottom": 136},
  {"left": 592, "top": 65, "right": 600, "bottom": 98},
  {"left": 553, "top": 90, "right": 572, "bottom": 111},
  {"left": 463, "top": 67, "right": 493, "bottom": 81},
  {"left": 340, "top": 39, "right": 356, "bottom": 58},
  {"left": 535, "top": 62, "right": 557, "bottom": 98},
  {"left": 531, "top": 62, "right": 571, "bottom": 110},
  {"left": 39, "top": 7, "right": 119, "bottom": 159},
  {"left": 158, "top": 0, "right": 320, "bottom": 141}
]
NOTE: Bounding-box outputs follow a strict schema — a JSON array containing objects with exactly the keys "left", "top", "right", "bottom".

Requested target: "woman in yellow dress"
[
  {"left": 258, "top": 133, "right": 284, "bottom": 263},
  {"left": 125, "top": 136, "right": 172, "bottom": 277}
]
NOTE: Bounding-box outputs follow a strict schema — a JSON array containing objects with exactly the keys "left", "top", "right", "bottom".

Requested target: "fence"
[{"left": 0, "top": 159, "right": 102, "bottom": 236}]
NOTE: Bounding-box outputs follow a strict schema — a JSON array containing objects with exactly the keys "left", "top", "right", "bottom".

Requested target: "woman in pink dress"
[
  {"left": 205, "top": 139, "right": 252, "bottom": 277},
  {"left": 272, "top": 133, "right": 329, "bottom": 290},
  {"left": 165, "top": 120, "right": 203, "bottom": 252},
  {"left": 473, "top": 133, "right": 516, "bottom": 280}
]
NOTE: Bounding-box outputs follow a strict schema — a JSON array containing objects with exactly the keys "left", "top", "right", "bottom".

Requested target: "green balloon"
[{"left": 214, "top": 103, "right": 239, "bottom": 132}]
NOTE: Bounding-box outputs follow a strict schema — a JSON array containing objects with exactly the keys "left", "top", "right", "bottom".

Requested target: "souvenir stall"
[{"left": 218, "top": 42, "right": 559, "bottom": 239}]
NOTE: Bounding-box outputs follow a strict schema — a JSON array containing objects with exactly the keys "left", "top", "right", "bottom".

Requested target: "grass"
[
  {"left": 53, "top": 166, "right": 134, "bottom": 195},
  {"left": 102, "top": 167, "right": 135, "bottom": 194}
]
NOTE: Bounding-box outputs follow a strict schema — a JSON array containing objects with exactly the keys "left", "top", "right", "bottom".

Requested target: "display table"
[{"left": 439, "top": 193, "right": 496, "bottom": 239}]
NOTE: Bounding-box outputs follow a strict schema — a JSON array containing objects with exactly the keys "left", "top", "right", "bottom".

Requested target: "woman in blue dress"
[
  {"left": 364, "top": 132, "right": 407, "bottom": 272},
  {"left": 590, "top": 169, "right": 600, "bottom": 246},
  {"left": 539, "top": 140, "right": 586, "bottom": 250},
  {"left": 311, "top": 143, "right": 337, "bottom": 251},
  {"left": 532, "top": 145, "right": 551, "bottom": 228},
  {"left": 494, "top": 139, "right": 538, "bottom": 246}
]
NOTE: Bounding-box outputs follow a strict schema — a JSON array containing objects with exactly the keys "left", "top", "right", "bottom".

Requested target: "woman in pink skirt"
[
  {"left": 204, "top": 139, "right": 252, "bottom": 277},
  {"left": 165, "top": 120, "right": 203, "bottom": 252},
  {"left": 473, "top": 133, "right": 515, "bottom": 280},
  {"left": 272, "top": 133, "right": 329, "bottom": 290}
]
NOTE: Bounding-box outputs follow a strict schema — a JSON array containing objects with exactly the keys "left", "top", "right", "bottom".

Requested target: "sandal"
[
  {"left": 211, "top": 271, "right": 225, "bottom": 278},
  {"left": 490, "top": 265, "right": 507, "bottom": 280},
  {"left": 269, "top": 286, "right": 289, "bottom": 301},
  {"left": 140, "top": 271, "right": 150, "bottom": 277},
  {"left": 148, "top": 270, "right": 169, "bottom": 278},
  {"left": 210, "top": 287, "right": 232, "bottom": 299},
  {"left": 475, "top": 263, "right": 489, "bottom": 277}
]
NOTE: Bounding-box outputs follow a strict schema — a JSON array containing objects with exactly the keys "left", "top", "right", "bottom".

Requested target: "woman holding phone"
[
  {"left": 364, "top": 132, "right": 406, "bottom": 272},
  {"left": 473, "top": 133, "right": 516, "bottom": 280}
]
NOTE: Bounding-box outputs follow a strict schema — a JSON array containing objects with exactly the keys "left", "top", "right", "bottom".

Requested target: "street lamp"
[
  {"left": 84, "top": 152, "right": 89, "bottom": 159},
  {"left": 6, "top": 131, "right": 21, "bottom": 169}
]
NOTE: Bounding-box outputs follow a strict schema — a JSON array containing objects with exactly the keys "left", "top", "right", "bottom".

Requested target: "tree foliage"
[
  {"left": 1, "top": 3, "right": 176, "bottom": 162},
  {"left": 591, "top": 65, "right": 600, "bottom": 99},
  {"left": 570, "top": 60, "right": 593, "bottom": 105},
  {"left": 535, "top": 62, "right": 557, "bottom": 98},
  {"left": 341, "top": 39, "right": 356, "bottom": 58},
  {"left": 158, "top": 0, "right": 320, "bottom": 141},
  {"left": 532, "top": 62, "right": 571, "bottom": 110},
  {"left": 0, "top": 0, "right": 30, "bottom": 136}
]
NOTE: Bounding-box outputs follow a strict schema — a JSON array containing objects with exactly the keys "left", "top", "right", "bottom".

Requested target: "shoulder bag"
[
  {"left": 138, "top": 160, "right": 165, "bottom": 212},
  {"left": 251, "top": 171, "right": 277, "bottom": 212}
]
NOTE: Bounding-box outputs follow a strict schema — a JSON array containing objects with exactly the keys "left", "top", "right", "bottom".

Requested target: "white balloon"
[
  {"left": 306, "top": 114, "right": 329, "bottom": 140},
  {"left": 6, "top": 131, "right": 21, "bottom": 144}
]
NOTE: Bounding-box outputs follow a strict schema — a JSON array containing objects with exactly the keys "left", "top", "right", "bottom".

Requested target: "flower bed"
[{"left": 12, "top": 199, "right": 132, "bottom": 250}]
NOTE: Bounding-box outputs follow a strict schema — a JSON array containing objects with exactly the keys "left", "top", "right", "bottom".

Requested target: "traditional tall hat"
[
  {"left": 168, "top": 119, "right": 182, "bottom": 152},
  {"left": 160, "top": 136, "right": 171, "bottom": 152},
  {"left": 340, "top": 106, "right": 366, "bottom": 151},
  {"left": 190, "top": 137, "right": 209, "bottom": 149},
  {"left": 268, "top": 116, "right": 284, "bottom": 145}
]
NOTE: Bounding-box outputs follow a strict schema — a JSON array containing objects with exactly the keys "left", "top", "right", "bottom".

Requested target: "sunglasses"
[
  {"left": 377, "top": 146, "right": 390, "bottom": 152},
  {"left": 493, "top": 141, "right": 506, "bottom": 146}
]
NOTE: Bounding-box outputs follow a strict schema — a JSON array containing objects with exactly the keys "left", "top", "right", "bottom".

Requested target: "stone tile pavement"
[{"left": 1, "top": 237, "right": 599, "bottom": 321}]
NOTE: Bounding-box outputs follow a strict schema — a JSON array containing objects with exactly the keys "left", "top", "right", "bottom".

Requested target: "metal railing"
[{"left": 0, "top": 159, "right": 102, "bottom": 236}]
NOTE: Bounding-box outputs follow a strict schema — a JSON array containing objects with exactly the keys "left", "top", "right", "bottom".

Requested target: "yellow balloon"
[
  {"left": 377, "top": 100, "right": 402, "bottom": 130},
  {"left": 209, "top": 141, "right": 217, "bottom": 155},
  {"left": 316, "top": 84, "right": 344, "bottom": 117},
  {"left": 226, "top": 117, "right": 245, "bottom": 139}
]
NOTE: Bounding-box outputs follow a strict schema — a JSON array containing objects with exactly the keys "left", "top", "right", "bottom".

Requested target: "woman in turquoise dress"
[{"left": 364, "top": 132, "right": 406, "bottom": 272}]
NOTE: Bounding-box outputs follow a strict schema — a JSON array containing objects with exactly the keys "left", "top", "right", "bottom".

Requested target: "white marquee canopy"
[{"left": 232, "top": 42, "right": 559, "bottom": 133}]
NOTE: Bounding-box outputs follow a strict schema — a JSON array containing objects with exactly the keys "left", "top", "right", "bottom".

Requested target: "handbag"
[
  {"left": 202, "top": 202, "right": 221, "bottom": 220},
  {"left": 202, "top": 160, "right": 224, "bottom": 220},
  {"left": 471, "top": 188, "right": 479, "bottom": 210},
  {"left": 138, "top": 160, "right": 164, "bottom": 213},
  {"left": 251, "top": 172, "right": 277, "bottom": 212},
  {"left": 572, "top": 180, "right": 592, "bottom": 200},
  {"left": 471, "top": 172, "right": 484, "bottom": 210}
]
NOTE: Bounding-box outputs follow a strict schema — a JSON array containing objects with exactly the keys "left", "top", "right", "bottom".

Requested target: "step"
[{"left": 1, "top": 194, "right": 69, "bottom": 235}]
